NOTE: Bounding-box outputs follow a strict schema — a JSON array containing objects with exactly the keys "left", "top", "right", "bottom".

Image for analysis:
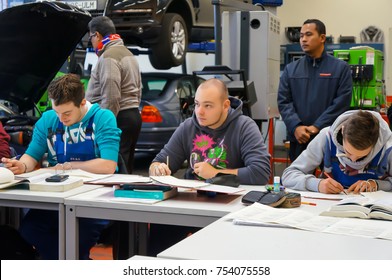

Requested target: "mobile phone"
[{"left": 45, "top": 174, "right": 69, "bottom": 182}]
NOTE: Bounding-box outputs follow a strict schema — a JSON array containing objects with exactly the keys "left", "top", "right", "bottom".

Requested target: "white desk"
[
  {"left": 0, "top": 184, "right": 101, "bottom": 259},
  {"left": 64, "top": 186, "right": 254, "bottom": 259},
  {"left": 158, "top": 196, "right": 392, "bottom": 260},
  {"left": 128, "top": 255, "right": 161, "bottom": 260}
]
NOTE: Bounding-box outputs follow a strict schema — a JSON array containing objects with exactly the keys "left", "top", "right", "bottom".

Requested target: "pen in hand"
[{"left": 324, "top": 171, "right": 347, "bottom": 195}]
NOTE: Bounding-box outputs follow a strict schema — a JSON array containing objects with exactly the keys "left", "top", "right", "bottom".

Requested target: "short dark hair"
[
  {"left": 343, "top": 110, "right": 379, "bottom": 150},
  {"left": 88, "top": 16, "right": 116, "bottom": 37},
  {"left": 303, "top": 19, "right": 326, "bottom": 35},
  {"left": 47, "top": 74, "right": 85, "bottom": 107}
]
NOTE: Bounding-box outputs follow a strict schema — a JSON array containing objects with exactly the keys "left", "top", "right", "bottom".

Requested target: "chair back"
[{"left": 116, "top": 153, "right": 129, "bottom": 174}]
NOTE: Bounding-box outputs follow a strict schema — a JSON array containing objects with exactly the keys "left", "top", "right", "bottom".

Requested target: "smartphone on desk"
[{"left": 45, "top": 174, "right": 69, "bottom": 182}]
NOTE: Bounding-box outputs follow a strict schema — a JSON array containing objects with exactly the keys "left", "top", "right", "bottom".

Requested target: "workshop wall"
[{"left": 277, "top": 0, "right": 392, "bottom": 94}]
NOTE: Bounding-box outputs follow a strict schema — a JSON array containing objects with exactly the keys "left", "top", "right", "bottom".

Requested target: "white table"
[
  {"left": 64, "top": 186, "right": 254, "bottom": 259},
  {"left": 128, "top": 255, "right": 161, "bottom": 260},
  {"left": 0, "top": 184, "right": 101, "bottom": 259},
  {"left": 158, "top": 195, "right": 392, "bottom": 260}
]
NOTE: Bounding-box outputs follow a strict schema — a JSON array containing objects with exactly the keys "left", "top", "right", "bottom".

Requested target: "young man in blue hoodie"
[{"left": 2, "top": 74, "right": 121, "bottom": 259}]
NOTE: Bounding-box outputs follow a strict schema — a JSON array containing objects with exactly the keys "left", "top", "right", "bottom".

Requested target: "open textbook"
[
  {"left": 226, "top": 202, "right": 392, "bottom": 240},
  {"left": 320, "top": 191, "right": 392, "bottom": 221},
  {"left": 3, "top": 168, "right": 152, "bottom": 191},
  {"left": 0, "top": 170, "right": 83, "bottom": 192},
  {"left": 150, "top": 175, "right": 244, "bottom": 194},
  {"left": 15, "top": 168, "right": 151, "bottom": 185}
]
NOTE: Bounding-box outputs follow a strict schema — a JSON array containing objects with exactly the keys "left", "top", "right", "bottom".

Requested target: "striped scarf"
[{"left": 95, "top": 34, "right": 121, "bottom": 55}]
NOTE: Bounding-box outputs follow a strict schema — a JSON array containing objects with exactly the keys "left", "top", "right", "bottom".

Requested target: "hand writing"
[
  {"left": 149, "top": 162, "right": 171, "bottom": 176},
  {"left": 318, "top": 177, "right": 345, "bottom": 194}
]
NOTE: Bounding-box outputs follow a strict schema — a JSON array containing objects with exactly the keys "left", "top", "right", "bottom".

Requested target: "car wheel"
[{"left": 149, "top": 13, "right": 188, "bottom": 70}]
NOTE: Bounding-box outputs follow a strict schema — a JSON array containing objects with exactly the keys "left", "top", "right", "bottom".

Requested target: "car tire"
[{"left": 149, "top": 13, "right": 188, "bottom": 70}]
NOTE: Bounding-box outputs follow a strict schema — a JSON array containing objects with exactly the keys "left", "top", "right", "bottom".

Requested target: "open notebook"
[{"left": 150, "top": 175, "right": 244, "bottom": 194}]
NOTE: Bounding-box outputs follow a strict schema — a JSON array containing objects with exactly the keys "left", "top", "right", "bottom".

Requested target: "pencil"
[
  {"left": 301, "top": 201, "right": 317, "bottom": 206},
  {"left": 166, "top": 156, "right": 169, "bottom": 167},
  {"left": 324, "top": 171, "right": 347, "bottom": 195},
  {"left": 303, "top": 196, "right": 342, "bottom": 201},
  {"left": 323, "top": 171, "right": 332, "bottom": 179}
]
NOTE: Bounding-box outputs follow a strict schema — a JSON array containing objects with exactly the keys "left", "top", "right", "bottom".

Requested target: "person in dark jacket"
[{"left": 278, "top": 19, "right": 352, "bottom": 162}]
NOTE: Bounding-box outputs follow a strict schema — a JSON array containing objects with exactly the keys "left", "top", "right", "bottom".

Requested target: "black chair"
[{"left": 116, "top": 153, "right": 128, "bottom": 175}]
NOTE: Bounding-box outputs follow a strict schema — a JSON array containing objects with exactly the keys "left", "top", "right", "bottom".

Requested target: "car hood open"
[{"left": 0, "top": 1, "right": 91, "bottom": 113}]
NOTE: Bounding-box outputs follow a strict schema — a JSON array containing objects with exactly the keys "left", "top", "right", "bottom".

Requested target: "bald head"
[
  {"left": 197, "top": 78, "right": 229, "bottom": 102},
  {"left": 194, "top": 78, "right": 231, "bottom": 129}
]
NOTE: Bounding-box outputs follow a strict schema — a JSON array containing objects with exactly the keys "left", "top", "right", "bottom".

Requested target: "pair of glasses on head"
[{"left": 89, "top": 32, "right": 98, "bottom": 41}]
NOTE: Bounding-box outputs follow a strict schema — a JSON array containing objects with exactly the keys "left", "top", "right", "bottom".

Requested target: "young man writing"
[
  {"left": 1, "top": 74, "right": 121, "bottom": 259},
  {"left": 282, "top": 110, "right": 392, "bottom": 194}
]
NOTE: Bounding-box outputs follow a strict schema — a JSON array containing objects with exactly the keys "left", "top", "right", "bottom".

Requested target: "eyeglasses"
[{"left": 89, "top": 32, "right": 97, "bottom": 41}]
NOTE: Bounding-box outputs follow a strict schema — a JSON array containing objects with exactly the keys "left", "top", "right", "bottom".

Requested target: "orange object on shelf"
[
  {"left": 268, "top": 118, "right": 291, "bottom": 183},
  {"left": 386, "top": 95, "right": 392, "bottom": 106}
]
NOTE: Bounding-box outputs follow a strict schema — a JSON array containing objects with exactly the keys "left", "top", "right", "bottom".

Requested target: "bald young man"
[
  {"left": 149, "top": 78, "right": 271, "bottom": 185},
  {"left": 147, "top": 78, "right": 271, "bottom": 256}
]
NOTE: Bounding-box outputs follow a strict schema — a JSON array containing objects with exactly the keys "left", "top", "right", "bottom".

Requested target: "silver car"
[{"left": 136, "top": 72, "right": 204, "bottom": 153}]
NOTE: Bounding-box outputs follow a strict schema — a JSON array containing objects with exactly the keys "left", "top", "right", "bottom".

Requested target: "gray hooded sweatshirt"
[
  {"left": 282, "top": 110, "right": 392, "bottom": 192},
  {"left": 152, "top": 97, "right": 271, "bottom": 185}
]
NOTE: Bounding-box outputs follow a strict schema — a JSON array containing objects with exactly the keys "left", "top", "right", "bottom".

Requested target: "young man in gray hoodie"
[
  {"left": 282, "top": 110, "right": 392, "bottom": 194},
  {"left": 149, "top": 78, "right": 271, "bottom": 185},
  {"left": 147, "top": 78, "right": 271, "bottom": 256}
]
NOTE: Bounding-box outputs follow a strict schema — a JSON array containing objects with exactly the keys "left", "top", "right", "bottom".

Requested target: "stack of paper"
[{"left": 150, "top": 175, "right": 243, "bottom": 194}]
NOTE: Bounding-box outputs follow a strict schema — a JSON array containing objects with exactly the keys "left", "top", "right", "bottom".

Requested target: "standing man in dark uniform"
[{"left": 278, "top": 19, "right": 352, "bottom": 162}]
